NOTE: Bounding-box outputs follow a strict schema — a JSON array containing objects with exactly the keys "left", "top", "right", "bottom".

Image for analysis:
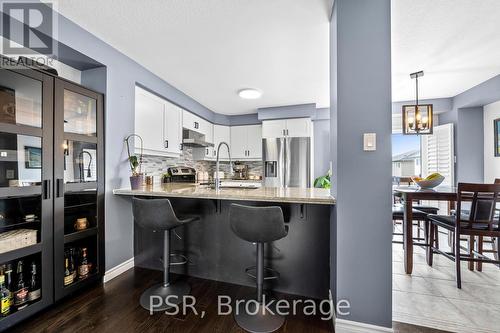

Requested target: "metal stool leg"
[
  {"left": 140, "top": 229, "right": 191, "bottom": 312},
  {"left": 234, "top": 243, "right": 285, "bottom": 333}
]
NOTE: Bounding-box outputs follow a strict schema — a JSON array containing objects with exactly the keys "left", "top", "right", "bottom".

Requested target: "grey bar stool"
[
  {"left": 132, "top": 197, "right": 199, "bottom": 311},
  {"left": 229, "top": 203, "right": 288, "bottom": 333}
]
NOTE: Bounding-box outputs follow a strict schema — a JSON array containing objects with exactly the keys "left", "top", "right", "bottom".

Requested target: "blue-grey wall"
[
  {"left": 456, "top": 107, "right": 484, "bottom": 183},
  {"left": 392, "top": 97, "right": 453, "bottom": 114},
  {"left": 313, "top": 120, "right": 330, "bottom": 180},
  {"left": 435, "top": 74, "right": 500, "bottom": 184},
  {"left": 258, "top": 103, "right": 316, "bottom": 120},
  {"left": 331, "top": 0, "right": 392, "bottom": 328}
]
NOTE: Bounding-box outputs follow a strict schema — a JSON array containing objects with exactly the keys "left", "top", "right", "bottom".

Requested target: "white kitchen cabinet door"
[
  {"left": 213, "top": 125, "right": 230, "bottom": 159},
  {"left": 135, "top": 87, "right": 165, "bottom": 154},
  {"left": 230, "top": 126, "right": 248, "bottom": 159},
  {"left": 200, "top": 119, "right": 214, "bottom": 158},
  {"left": 182, "top": 110, "right": 202, "bottom": 132},
  {"left": 164, "top": 102, "right": 182, "bottom": 155},
  {"left": 262, "top": 120, "right": 286, "bottom": 138},
  {"left": 246, "top": 125, "right": 262, "bottom": 159},
  {"left": 286, "top": 118, "right": 311, "bottom": 137}
]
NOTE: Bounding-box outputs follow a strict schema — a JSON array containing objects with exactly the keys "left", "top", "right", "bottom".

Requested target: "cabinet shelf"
[
  {"left": 0, "top": 220, "right": 40, "bottom": 230},
  {"left": 62, "top": 272, "right": 100, "bottom": 294},
  {"left": 64, "top": 227, "right": 98, "bottom": 244},
  {"left": 64, "top": 202, "right": 96, "bottom": 210},
  {"left": 64, "top": 182, "right": 97, "bottom": 192},
  {"left": 0, "top": 243, "right": 42, "bottom": 263},
  {"left": 0, "top": 297, "right": 45, "bottom": 330}
]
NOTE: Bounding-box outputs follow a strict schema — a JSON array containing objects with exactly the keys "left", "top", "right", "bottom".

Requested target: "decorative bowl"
[{"left": 411, "top": 175, "right": 445, "bottom": 189}]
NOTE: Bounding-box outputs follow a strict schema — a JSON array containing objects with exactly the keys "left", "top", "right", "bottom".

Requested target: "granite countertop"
[{"left": 113, "top": 183, "right": 335, "bottom": 205}]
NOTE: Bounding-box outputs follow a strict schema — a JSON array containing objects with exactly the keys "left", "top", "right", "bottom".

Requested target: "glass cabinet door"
[
  {"left": 63, "top": 90, "right": 96, "bottom": 136},
  {"left": 53, "top": 79, "right": 103, "bottom": 301},
  {"left": 0, "top": 69, "right": 42, "bottom": 128},
  {"left": 0, "top": 67, "right": 54, "bottom": 323}
]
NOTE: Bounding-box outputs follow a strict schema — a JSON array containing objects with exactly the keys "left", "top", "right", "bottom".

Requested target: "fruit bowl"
[{"left": 411, "top": 175, "right": 445, "bottom": 189}]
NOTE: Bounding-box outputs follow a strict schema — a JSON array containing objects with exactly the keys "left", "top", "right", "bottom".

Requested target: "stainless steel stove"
[{"left": 167, "top": 167, "right": 196, "bottom": 183}]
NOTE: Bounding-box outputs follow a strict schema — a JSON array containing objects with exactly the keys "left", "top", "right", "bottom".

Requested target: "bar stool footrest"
[
  {"left": 245, "top": 266, "right": 280, "bottom": 280},
  {"left": 159, "top": 253, "right": 189, "bottom": 266}
]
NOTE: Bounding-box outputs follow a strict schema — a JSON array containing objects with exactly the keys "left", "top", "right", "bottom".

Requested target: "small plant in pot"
[
  {"left": 124, "top": 134, "right": 144, "bottom": 189},
  {"left": 314, "top": 169, "right": 332, "bottom": 189}
]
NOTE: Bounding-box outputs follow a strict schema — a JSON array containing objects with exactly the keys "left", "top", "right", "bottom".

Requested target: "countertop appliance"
[
  {"left": 263, "top": 137, "right": 311, "bottom": 188},
  {"left": 167, "top": 167, "right": 196, "bottom": 183},
  {"left": 232, "top": 162, "right": 249, "bottom": 180}
]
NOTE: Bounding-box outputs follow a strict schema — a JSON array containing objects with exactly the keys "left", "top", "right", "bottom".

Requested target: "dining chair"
[
  {"left": 476, "top": 178, "right": 500, "bottom": 270},
  {"left": 392, "top": 176, "right": 440, "bottom": 242},
  {"left": 427, "top": 182, "right": 500, "bottom": 288}
]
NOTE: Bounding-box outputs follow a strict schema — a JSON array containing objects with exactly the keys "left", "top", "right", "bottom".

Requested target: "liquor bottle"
[
  {"left": 4, "top": 263, "right": 13, "bottom": 308},
  {"left": 63, "top": 258, "right": 73, "bottom": 286},
  {"left": 27, "top": 262, "right": 41, "bottom": 302},
  {"left": 78, "top": 247, "right": 89, "bottom": 279},
  {"left": 69, "top": 248, "right": 76, "bottom": 280},
  {"left": 0, "top": 273, "right": 10, "bottom": 316},
  {"left": 14, "top": 261, "right": 28, "bottom": 310}
]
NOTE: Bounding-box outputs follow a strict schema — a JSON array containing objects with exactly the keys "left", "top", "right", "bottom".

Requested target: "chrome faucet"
[{"left": 215, "top": 142, "right": 233, "bottom": 191}]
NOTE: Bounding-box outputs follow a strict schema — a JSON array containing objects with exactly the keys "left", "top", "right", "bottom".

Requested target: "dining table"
[{"left": 393, "top": 185, "right": 457, "bottom": 274}]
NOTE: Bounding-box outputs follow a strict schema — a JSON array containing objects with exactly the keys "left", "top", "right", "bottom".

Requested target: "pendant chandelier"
[{"left": 402, "top": 71, "right": 433, "bottom": 135}]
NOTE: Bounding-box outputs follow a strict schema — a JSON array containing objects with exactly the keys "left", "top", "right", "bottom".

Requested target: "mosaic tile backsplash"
[{"left": 141, "top": 148, "right": 263, "bottom": 181}]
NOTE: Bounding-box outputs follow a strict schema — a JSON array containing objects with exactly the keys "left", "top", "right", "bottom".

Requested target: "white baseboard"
[
  {"left": 103, "top": 258, "right": 134, "bottom": 283},
  {"left": 335, "top": 319, "right": 393, "bottom": 333}
]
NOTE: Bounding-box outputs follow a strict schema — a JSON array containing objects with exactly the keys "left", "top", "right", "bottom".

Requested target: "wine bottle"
[
  {"left": 14, "top": 261, "right": 28, "bottom": 310},
  {"left": 78, "top": 247, "right": 89, "bottom": 279},
  {"left": 69, "top": 248, "right": 76, "bottom": 280},
  {"left": 27, "top": 262, "right": 41, "bottom": 302},
  {"left": 63, "top": 258, "right": 73, "bottom": 286},
  {"left": 0, "top": 273, "right": 9, "bottom": 316},
  {"left": 4, "top": 263, "right": 13, "bottom": 308}
]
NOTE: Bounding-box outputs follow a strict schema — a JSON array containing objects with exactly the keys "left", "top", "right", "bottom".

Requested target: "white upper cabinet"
[
  {"left": 230, "top": 126, "right": 247, "bottom": 159},
  {"left": 213, "top": 125, "right": 231, "bottom": 159},
  {"left": 262, "top": 118, "right": 311, "bottom": 138},
  {"left": 182, "top": 109, "right": 213, "bottom": 141},
  {"left": 135, "top": 87, "right": 165, "bottom": 153},
  {"left": 262, "top": 120, "right": 285, "bottom": 138},
  {"left": 285, "top": 118, "right": 311, "bottom": 137},
  {"left": 164, "top": 101, "right": 182, "bottom": 155},
  {"left": 135, "top": 87, "right": 182, "bottom": 157},
  {"left": 246, "top": 125, "right": 262, "bottom": 159},
  {"left": 230, "top": 124, "right": 262, "bottom": 160},
  {"left": 182, "top": 110, "right": 198, "bottom": 131}
]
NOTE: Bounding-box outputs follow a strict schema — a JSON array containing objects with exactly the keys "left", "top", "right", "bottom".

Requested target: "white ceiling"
[
  {"left": 53, "top": 0, "right": 331, "bottom": 115},
  {"left": 392, "top": 0, "right": 500, "bottom": 102},
  {"left": 53, "top": 1, "right": 500, "bottom": 113}
]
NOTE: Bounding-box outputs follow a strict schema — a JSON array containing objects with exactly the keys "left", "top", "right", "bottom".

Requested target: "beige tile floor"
[{"left": 392, "top": 228, "right": 500, "bottom": 333}]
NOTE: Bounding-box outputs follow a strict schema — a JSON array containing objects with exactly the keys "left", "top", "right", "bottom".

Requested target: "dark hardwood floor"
[{"left": 11, "top": 268, "right": 450, "bottom": 333}]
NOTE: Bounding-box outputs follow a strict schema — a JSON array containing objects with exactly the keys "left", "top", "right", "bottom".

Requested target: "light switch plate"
[{"left": 363, "top": 133, "right": 376, "bottom": 151}]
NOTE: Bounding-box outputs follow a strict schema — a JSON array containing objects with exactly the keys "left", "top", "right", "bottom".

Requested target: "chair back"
[
  {"left": 457, "top": 183, "right": 500, "bottom": 231},
  {"left": 229, "top": 204, "right": 287, "bottom": 243},
  {"left": 132, "top": 197, "right": 182, "bottom": 230}
]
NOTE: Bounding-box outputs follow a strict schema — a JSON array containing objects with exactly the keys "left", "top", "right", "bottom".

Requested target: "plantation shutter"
[
  {"left": 421, "top": 123, "right": 455, "bottom": 213},
  {"left": 421, "top": 123, "right": 454, "bottom": 186}
]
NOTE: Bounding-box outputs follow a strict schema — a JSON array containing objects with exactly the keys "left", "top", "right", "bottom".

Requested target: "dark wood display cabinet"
[{"left": 0, "top": 61, "right": 104, "bottom": 331}]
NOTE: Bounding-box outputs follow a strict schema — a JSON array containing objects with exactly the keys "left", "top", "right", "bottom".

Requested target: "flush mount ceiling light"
[
  {"left": 402, "top": 71, "right": 433, "bottom": 135},
  {"left": 238, "top": 88, "right": 262, "bottom": 99}
]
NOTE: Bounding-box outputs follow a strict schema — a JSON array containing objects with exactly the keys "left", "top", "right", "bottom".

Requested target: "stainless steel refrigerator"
[{"left": 263, "top": 137, "right": 311, "bottom": 188}]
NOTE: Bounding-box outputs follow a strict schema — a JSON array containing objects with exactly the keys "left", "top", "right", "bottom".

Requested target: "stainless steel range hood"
[{"left": 182, "top": 129, "right": 214, "bottom": 148}]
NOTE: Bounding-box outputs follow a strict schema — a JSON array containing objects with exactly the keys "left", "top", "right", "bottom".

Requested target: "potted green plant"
[
  {"left": 124, "top": 134, "right": 144, "bottom": 189},
  {"left": 314, "top": 170, "right": 332, "bottom": 189}
]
